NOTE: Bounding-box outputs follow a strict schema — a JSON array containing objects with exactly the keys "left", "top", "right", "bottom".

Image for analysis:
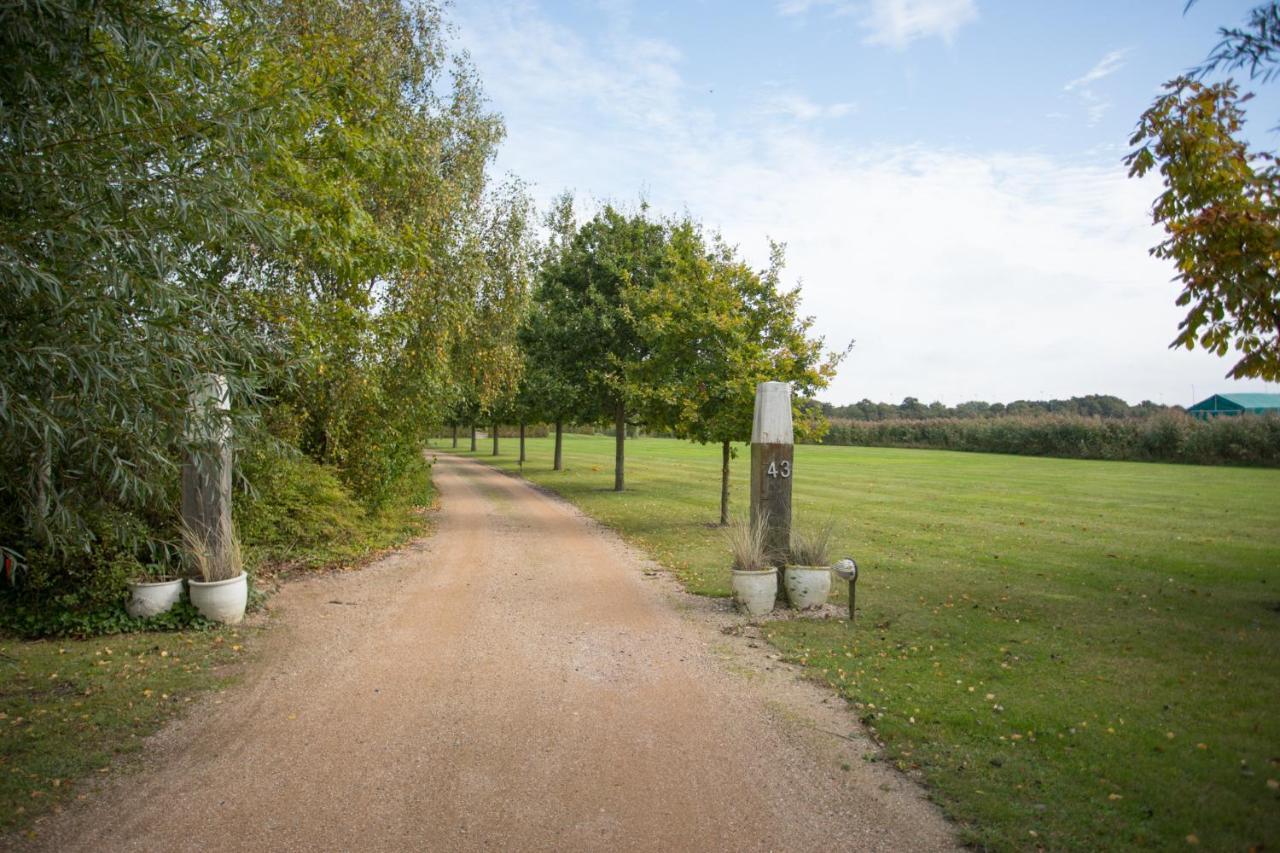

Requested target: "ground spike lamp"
[{"left": 749, "top": 381, "right": 793, "bottom": 605}]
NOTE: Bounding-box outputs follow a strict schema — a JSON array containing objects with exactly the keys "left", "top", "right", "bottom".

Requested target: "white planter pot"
[
  {"left": 125, "top": 578, "right": 185, "bottom": 619},
  {"left": 784, "top": 565, "right": 832, "bottom": 609},
  {"left": 731, "top": 568, "right": 777, "bottom": 617},
  {"left": 188, "top": 572, "right": 248, "bottom": 624}
]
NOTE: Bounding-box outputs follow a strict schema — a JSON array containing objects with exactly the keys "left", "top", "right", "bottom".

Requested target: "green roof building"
[{"left": 1186, "top": 393, "right": 1280, "bottom": 420}]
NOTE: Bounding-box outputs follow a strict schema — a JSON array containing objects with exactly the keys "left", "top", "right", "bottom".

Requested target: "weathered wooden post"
[
  {"left": 749, "top": 381, "right": 793, "bottom": 604},
  {"left": 182, "top": 374, "right": 232, "bottom": 563}
]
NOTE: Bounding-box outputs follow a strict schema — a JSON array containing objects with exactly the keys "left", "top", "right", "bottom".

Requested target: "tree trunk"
[
  {"left": 554, "top": 420, "right": 563, "bottom": 470},
  {"left": 614, "top": 402, "right": 625, "bottom": 492},
  {"left": 451, "top": 423, "right": 458, "bottom": 448},
  {"left": 519, "top": 422, "right": 526, "bottom": 463},
  {"left": 492, "top": 421, "right": 499, "bottom": 456},
  {"left": 720, "top": 439, "right": 731, "bottom": 526},
  {"left": 469, "top": 425, "right": 477, "bottom": 452}
]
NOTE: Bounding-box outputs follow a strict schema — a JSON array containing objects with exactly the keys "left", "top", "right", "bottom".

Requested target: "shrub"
[{"left": 816, "top": 413, "right": 1280, "bottom": 467}]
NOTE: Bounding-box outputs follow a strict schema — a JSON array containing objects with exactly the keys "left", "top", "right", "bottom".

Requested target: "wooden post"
[
  {"left": 492, "top": 421, "right": 499, "bottom": 456},
  {"left": 519, "top": 422, "right": 526, "bottom": 463},
  {"left": 554, "top": 420, "right": 563, "bottom": 471},
  {"left": 749, "top": 382, "right": 793, "bottom": 605},
  {"left": 719, "top": 439, "right": 731, "bottom": 526},
  {"left": 182, "top": 374, "right": 233, "bottom": 569}
]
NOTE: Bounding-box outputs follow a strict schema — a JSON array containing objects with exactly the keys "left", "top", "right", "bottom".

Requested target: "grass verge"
[
  {"left": 446, "top": 433, "right": 1280, "bottom": 852},
  {"left": 0, "top": 629, "right": 246, "bottom": 837}
]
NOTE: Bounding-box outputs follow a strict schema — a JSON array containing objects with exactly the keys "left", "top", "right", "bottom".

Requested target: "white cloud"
[
  {"left": 777, "top": 0, "right": 827, "bottom": 15},
  {"left": 455, "top": 3, "right": 1275, "bottom": 405},
  {"left": 776, "top": 0, "right": 977, "bottom": 48},
  {"left": 1064, "top": 48, "right": 1131, "bottom": 126},
  {"left": 860, "top": 0, "right": 978, "bottom": 48},
  {"left": 762, "top": 92, "right": 856, "bottom": 121},
  {"left": 1065, "top": 48, "right": 1130, "bottom": 92}
]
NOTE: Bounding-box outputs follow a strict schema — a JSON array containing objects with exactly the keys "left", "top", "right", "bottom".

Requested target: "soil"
[{"left": 15, "top": 454, "right": 958, "bottom": 852}]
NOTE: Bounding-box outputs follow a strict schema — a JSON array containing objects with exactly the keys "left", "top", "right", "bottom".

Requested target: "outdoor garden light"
[{"left": 832, "top": 558, "right": 858, "bottom": 622}]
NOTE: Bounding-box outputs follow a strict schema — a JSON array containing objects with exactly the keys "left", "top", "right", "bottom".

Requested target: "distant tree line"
[
  {"left": 816, "top": 412, "right": 1280, "bottom": 467},
  {"left": 818, "top": 395, "right": 1175, "bottom": 422}
]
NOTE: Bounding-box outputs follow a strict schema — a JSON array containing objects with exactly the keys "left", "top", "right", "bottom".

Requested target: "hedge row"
[{"left": 815, "top": 413, "right": 1280, "bottom": 467}]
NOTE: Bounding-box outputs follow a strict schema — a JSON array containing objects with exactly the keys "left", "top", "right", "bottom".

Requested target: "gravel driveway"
[{"left": 19, "top": 453, "right": 957, "bottom": 852}]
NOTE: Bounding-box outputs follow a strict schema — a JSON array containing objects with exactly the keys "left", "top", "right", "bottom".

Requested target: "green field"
[{"left": 442, "top": 433, "right": 1280, "bottom": 852}]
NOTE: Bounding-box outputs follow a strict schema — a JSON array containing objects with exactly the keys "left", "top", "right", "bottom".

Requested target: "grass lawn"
[{"left": 442, "top": 433, "right": 1280, "bottom": 852}]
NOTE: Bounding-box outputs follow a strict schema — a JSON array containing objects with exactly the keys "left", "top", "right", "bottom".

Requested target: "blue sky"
[{"left": 453, "top": 0, "right": 1280, "bottom": 406}]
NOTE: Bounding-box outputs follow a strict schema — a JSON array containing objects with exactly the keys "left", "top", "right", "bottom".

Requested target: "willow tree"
[{"left": 0, "top": 0, "right": 276, "bottom": 564}]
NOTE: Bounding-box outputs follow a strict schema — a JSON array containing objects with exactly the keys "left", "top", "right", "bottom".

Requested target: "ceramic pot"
[
  {"left": 188, "top": 572, "right": 248, "bottom": 624},
  {"left": 125, "top": 578, "right": 184, "bottom": 619},
  {"left": 731, "top": 568, "right": 777, "bottom": 616},
  {"left": 783, "top": 565, "right": 832, "bottom": 609}
]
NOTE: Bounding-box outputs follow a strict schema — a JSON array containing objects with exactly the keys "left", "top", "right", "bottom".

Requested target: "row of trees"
[
  {"left": 821, "top": 395, "right": 1174, "bottom": 422},
  {"left": 2, "top": 1, "right": 533, "bottom": 574},
  {"left": 448, "top": 198, "right": 845, "bottom": 524},
  {"left": 2, "top": 0, "right": 838, "bottom": 590}
]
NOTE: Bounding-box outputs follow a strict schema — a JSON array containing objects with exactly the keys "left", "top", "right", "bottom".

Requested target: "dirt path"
[{"left": 20, "top": 454, "right": 957, "bottom": 852}]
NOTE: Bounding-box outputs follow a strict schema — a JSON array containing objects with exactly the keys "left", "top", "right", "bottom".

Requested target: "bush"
[
  {"left": 236, "top": 438, "right": 433, "bottom": 573},
  {"left": 0, "top": 507, "right": 205, "bottom": 638},
  {"left": 816, "top": 413, "right": 1280, "bottom": 467}
]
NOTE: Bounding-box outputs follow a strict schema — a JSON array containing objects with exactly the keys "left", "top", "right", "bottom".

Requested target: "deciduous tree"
[
  {"left": 639, "top": 226, "right": 845, "bottom": 524},
  {"left": 1127, "top": 2, "right": 1280, "bottom": 380}
]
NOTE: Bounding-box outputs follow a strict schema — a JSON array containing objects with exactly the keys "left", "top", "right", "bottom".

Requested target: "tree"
[
  {"left": 447, "top": 182, "right": 536, "bottom": 462},
  {"left": 245, "top": 0, "right": 505, "bottom": 504},
  {"left": 535, "top": 205, "right": 671, "bottom": 491},
  {"left": 1127, "top": 2, "right": 1280, "bottom": 381},
  {"left": 519, "top": 193, "right": 587, "bottom": 471},
  {"left": 0, "top": 0, "right": 277, "bottom": 562},
  {"left": 639, "top": 225, "right": 844, "bottom": 524}
]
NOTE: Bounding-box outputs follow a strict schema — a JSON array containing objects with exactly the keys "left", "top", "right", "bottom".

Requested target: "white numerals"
[{"left": 766, "top": 460, "right": 791, "bottom": 479}]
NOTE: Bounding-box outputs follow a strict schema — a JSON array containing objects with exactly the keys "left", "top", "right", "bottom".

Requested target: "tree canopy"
[{"left": 1127, "top": 2, "right": 1280, "bottom": 381}]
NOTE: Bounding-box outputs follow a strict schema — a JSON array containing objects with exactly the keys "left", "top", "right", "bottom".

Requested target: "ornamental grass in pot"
[
  {"left": 727, "top": 514, "right": 775, "bottom": 616},
  {"left": 785, "top": 521, "right": 834, "bottom": 609},
  {"left": 183, "top": 519, "right": 248, "bottom": 624}
]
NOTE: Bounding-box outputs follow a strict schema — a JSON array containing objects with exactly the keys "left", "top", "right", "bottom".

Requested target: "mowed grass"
[{"left": 443, "top": 433, "right": 1280, "bottom": 852}]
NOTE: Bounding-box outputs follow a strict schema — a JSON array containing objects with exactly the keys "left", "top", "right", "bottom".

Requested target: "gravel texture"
[{"left": 16, "top": 454, "right": 958, "bottom": 852}]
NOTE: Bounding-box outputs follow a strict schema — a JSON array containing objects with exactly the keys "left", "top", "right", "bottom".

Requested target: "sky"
[{"left": 451, "top": 0, "right": 1280, "bottom": 407}]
